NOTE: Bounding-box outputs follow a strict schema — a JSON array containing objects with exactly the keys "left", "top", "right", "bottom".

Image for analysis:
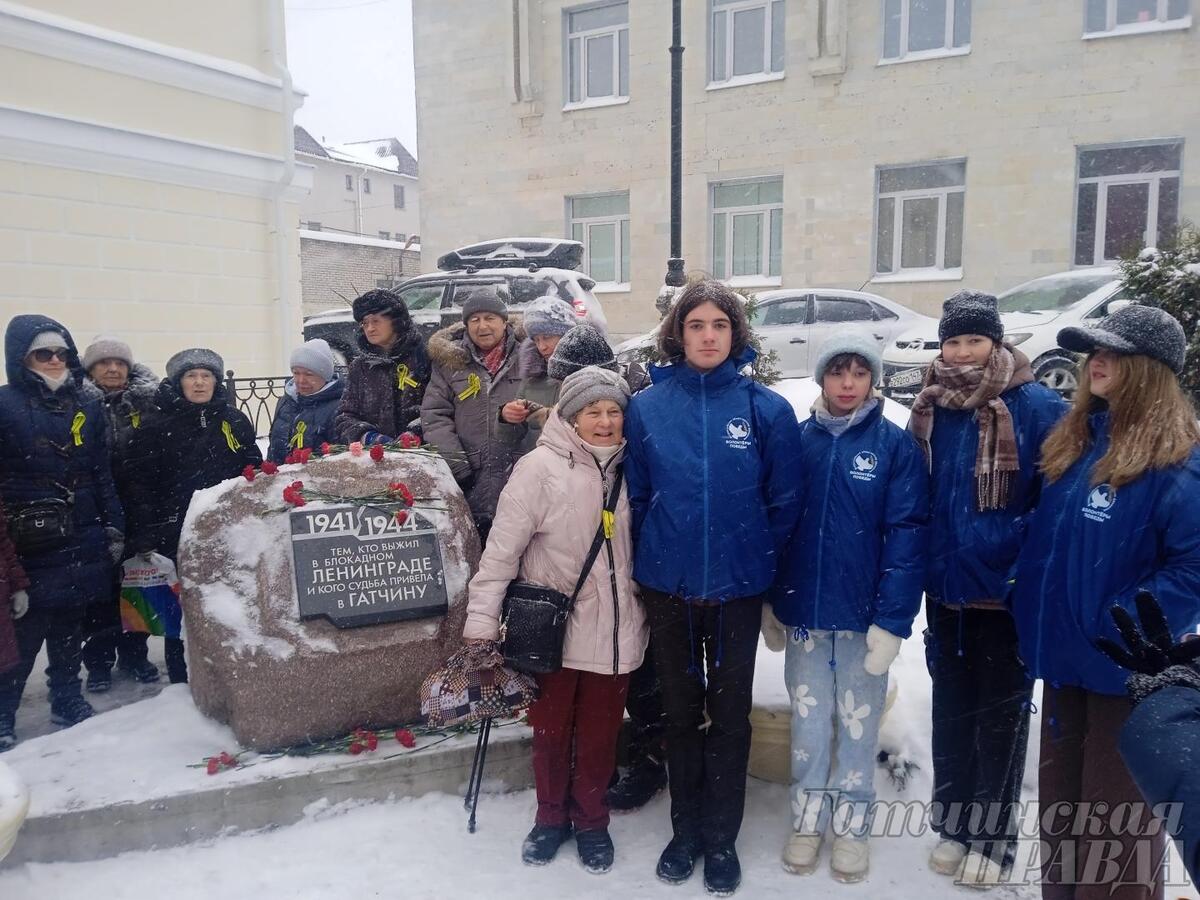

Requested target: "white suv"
[{"left": 881, "top": 269, "right": 1130, "bottom": 404}]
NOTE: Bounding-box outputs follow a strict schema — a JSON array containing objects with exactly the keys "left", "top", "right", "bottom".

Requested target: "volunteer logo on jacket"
[
  {"left": 851, "top": 451, "right": 878, "bottom": 481},
  {"left": 1083, "top": 483, "right": 1116, "bottom": 521},
  {"left": 725, "top": 417, "right": 752, "bottom": 449}
]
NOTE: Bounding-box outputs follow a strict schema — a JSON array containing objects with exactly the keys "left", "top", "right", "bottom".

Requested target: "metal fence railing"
[{"left": 224, "top": 367, "right": 350, "bottom": 438}]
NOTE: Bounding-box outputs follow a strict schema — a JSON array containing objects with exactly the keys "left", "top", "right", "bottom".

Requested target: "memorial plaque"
[{"left": 291, "top": 504, "right": 449, "bottom": 627}]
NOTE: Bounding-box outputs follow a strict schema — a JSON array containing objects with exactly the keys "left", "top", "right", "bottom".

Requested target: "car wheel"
[{"left": 1035, "top": 354, "right": 1079, "bottom": 399}]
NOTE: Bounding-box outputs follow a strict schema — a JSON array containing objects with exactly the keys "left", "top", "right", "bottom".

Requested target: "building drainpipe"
[
  {"left": 356, "top": 165, "right": 366, "bottom": 236},
  {"left": 664, "top": 0, "right": 685, "bottom": 289},
  {"left": 266, "top": 0, "right": 299, "bottom": 373}
]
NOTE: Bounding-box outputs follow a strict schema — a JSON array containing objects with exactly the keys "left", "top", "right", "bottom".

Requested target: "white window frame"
[
  {"left": 879, "top": 0, "right": 971, "bottom": 65},
  {"left": 1074, "top": 143, "right": 1182, "bottom": 266},
  {"left": 564, "top": 2, "right": 629, "bottom": 111},
  {"left": 710, "top": 177, "right": 783, "bottom": 286},
  {"left": 567, "top": 192, "right": 631, "bottom": 289},
  {"left": 1083, "top": 0, "right": 1192, "bottom": 38},
  {"left": 873, "top": 161, "right": 966, "bottom": 281},
  {"left": 708, "top": 0, "right": 785, "bottom": 89}
]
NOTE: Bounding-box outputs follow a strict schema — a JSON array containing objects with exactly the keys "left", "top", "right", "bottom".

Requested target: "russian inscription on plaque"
[{"left": 291, "top": 504, "right": 449, "bottom": 627}]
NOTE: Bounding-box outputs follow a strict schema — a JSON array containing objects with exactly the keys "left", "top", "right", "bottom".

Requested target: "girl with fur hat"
[
  {"left": 1012, "top": 305, "right": 1200, "bottom": 900},
  {"left": 464, "top": 366, "right": 647, "bottom": 875},
  {"left": 910, "top": 290, "right": 1066, "bottom": 887},
  {"left": 768, "top": 329, "right": 929, "bottom": 882},
  {"left": 124, "top": 348, "right": 261, "bottom": 683},
  {"left": 334, "top": 289, "right": 430, "bottom": 446}
]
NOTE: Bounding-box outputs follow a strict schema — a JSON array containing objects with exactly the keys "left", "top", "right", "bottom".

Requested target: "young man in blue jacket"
[
  {"left": 623, "top": 279, "right": 803, "bottom": 896},
  {"left": 768, "top": 330, "right": 929, "bottom": 883}
]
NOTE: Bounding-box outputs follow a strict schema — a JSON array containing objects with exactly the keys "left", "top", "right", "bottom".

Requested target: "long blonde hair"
[{"left": 1041, "top": 353, "right": 1200, "bottom": 487}]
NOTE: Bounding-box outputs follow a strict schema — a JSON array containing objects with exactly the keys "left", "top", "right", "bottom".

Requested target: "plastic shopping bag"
[{"left": 120, "top": 552, "right": 183, "bottom": 639}]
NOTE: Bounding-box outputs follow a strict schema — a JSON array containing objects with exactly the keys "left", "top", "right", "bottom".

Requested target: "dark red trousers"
[
  {"left": 1039, "top": 685, "right": 1166, "bottom": 900},
  {"left": 529, "top": 666, "right": 630, "bottom": 832}
]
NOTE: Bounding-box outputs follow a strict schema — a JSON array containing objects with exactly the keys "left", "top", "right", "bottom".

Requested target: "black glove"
[{"left": 1096, "top": 591, "right": 1200, "bottom": 702}]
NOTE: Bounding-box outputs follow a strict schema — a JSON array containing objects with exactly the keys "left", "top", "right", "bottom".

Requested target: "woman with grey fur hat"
[
  {"left": 911, "top": 290, "right": 1066, "bottom": 887},
  {"left": 465, "top": 365, "right": 647, "bottom": 875},
  {"left": 124, "top": 348, "right": 261, "bottom": 683},
  {"left": 501, "top": 295, "right": 578, "bottom": 453}
]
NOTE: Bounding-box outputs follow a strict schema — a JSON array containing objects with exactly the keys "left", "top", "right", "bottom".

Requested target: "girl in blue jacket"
[
  {"left": 769, "top": 330, "right": 929, "bottom": 883},
  {"left": 1013, "top": 304, "right": 1200, "bottom": 900},
  {"left": 623, "top": 279, "right": 803, "bottom": 896},
  {"left": 909, "top": 291, "right": 1066, "bottom": 886}
]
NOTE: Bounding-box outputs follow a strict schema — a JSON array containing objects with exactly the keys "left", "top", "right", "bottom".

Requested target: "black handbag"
[
  {"left": 500, "top": 468, "right": 624, "bottom": 675},
  {"left": 9, "top": 497, "right": 74, "bottom": 556}
]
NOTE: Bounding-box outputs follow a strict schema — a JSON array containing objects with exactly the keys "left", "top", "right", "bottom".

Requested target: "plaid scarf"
[
  {"left": 480, "top": 341, "right": 508, "bottom": 377},
  {"left": 909, "top": 345, "right": 1034, "bottom": 511}
]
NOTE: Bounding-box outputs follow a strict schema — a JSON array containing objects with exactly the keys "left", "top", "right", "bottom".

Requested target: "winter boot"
[
  {"left": 830, "top": 836, "right": 870, "bottom": 883},
  {"left": 656, "top": 835, "right": 702, "bottom": 884},
  {"left": 85, "top": 667, "right": 112, "bottom": 693},
  {"left": 49, "top": 695, "right": 94, "bottom": 728},
  {"left": 0, "top": 713, "right": 14, "bottom": 752},
  {"left": 703, "top": 846, "right": 742, "bottom": 896},
  {"left": 929, "top": 838, "right": 968, "bottom": 875},
  {"left": 606, "top": 759, "right": 667, "bottom": 812},
  {"left": 781, "top": 833, "right": 822, "bottom": 875},
  {"left": 576, "top": 828, "right": 615, "bottom": 874},
  {"left": 958, "top": 850, "right": 1003, "bottom": 889},
  {"left": 118, "top": 658, "right": 161, "bottom": 684},
  {"left": 521, "top": 824, "right": 572, "bottom": 866}
]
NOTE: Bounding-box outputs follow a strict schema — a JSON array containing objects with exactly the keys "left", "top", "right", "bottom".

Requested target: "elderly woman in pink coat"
[{"left": 464, "top": 365, "right": 647, "bottom": 876}]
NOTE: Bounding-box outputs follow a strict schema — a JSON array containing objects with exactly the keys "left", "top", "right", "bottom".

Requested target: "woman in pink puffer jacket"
[{"left": 464, "top": 365, "right": 647, "bottom": 876}]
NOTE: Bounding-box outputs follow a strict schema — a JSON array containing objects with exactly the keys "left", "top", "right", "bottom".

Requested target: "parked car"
[
  {"left": 303, "top": 238, "right": 607, "bottom": 363},
  {"left": 614, "top": 288, "right": 934, "bottom": 378},
  {"left": 881, "top": 268, "right": 1129, "bottom": 404}
]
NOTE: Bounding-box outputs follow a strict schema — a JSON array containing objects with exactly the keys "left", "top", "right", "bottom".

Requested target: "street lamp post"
[{"left": 665, "top": 0, "right": 685, "bottom": 289}]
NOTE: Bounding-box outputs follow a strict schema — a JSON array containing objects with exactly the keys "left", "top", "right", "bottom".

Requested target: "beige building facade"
[
  {"left": 414, "top": 0, "right": 1198, "bottom": 336},
  {"left": 0, "top": 0, "right": 310, "bottom": 378}
]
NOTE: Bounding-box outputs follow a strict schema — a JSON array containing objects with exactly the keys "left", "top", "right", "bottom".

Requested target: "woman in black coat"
[
  {"left": 125, "top": 348, "right": 260, "bottom": 683},
  {"left": 0, "top": 315, "right": 124, "bottom": 746}
]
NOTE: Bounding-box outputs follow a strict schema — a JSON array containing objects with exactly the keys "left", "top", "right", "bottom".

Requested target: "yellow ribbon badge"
[
  {"left": 457, "top": 373, "right": 481, "bottom": 402},
  {"left": 221, "top": 420, "right": 242, "bottom": 452},
  {"left": 70, "top": 411, "right": 86, "bottom": 446},
  {"left": 396, "top": 364, "right": 418, "bottom": 390},
  {"left": 289, "top": 420, "right": 307, "bottom": 449},
  {"left": 602, "top": 509, "right": 615, "bottom": 540},
  {"left": 129, "top": 410, "right": 141, "bottom": 429}
]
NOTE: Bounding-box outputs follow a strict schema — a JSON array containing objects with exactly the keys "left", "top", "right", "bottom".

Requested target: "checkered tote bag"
[{"left": 420, "top": 642, "right": 538, "bottom": 728}]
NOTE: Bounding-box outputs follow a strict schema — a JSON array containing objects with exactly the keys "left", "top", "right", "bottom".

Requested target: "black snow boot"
[
  {"left": 0, "top": 713, "right": 15, "bottom": 752},
  {"left": 118, "top": 657, "right": 161, "bottom": 684},
  {"left": 85, "top": 667, "right": 112, "bottom": 693},
  {"left": 576, "top": 829, "right": 614, "bottom": 874},
  {"left": 656, "top": 835, "right": 702, "bottom": 884},
  {"left": 607, "top": 759, "right": 667, "bottom": 812},
  {"left": 50, "top": 695, "right": 94, "bottom": 728},
  {"left": 703, "top": 846, "right": 742, "bottom": 896},
  {"left": 521, "top": 824, "right": 572, "bottom": 866}
]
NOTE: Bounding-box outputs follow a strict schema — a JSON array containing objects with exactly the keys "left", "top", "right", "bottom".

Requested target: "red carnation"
[
  {"left": 369, "top": 443, "right": 385, "bottom": 462},
  {"left": 284, "top": 451, "right": 296, "bottom": 465},
  {"left": 205, "top": 757, "right": 220, "bottom": 775},
  {"left": 261, "top": 461, "right": 278, "bottom": 475},
  {"left": 395, "top": 728, "right": 416, "bottom": 748},
  {"left": 296, "top": 447, "right": 313, "bottom": 464},
  {"left": 219, "top": 751, "right": 236, "bottom": 766},
  {"left": 242, "top": 465, "right": 256, "bottom": 482},
  {"left": 393, "top": 509, "right": 408, "bottom": 526},
  {"left": 348, "top": 742, "right": 364, "bottom": 755},
  {"left": 399, "top": 432, "right": 422, "bottom": 449},
  {"left": 366, "top": 733, "right": 379, "bottom": 752}
]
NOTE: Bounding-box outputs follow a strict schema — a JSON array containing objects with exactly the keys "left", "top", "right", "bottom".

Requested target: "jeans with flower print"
[{"left": 785, "top": 628, "right": 888, "bottom": 839}]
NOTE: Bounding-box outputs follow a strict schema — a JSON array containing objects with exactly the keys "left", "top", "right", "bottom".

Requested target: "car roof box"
[{"left": 437, "top": 238, "right": 583, "bottom": 272}]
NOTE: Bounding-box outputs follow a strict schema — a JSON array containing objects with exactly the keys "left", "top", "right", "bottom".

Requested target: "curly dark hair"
[{"left": 657, "top": 279, "right": 751, "bottom": 364}]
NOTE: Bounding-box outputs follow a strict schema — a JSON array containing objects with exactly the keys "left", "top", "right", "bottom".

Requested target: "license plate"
[{"left": 887, "top": 367, "right": 925, "bottom": 389}]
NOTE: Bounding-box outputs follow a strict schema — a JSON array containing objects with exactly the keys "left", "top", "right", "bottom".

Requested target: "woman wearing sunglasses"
[{"left": 0, "top": 315, "right": 124, "bottom": 750}]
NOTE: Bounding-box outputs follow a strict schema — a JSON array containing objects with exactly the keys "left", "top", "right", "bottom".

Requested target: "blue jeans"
[{"left": 784, "top": 628, "right": 888, "bottom": 838}]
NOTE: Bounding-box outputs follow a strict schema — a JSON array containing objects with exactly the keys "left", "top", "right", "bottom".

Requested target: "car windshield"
[{"left": 996, "top": 274, "right": 1114, "bottom": 313}]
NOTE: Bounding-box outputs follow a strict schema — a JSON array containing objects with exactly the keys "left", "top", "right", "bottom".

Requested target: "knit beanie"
[
  {"left": 521, "top": 295, "right": 577, "bottom": 338},
  {"left": 557, "top": 365, "right": 630, "bottom": 422},
  {"left": 166, "top": 348, "right": 224, "bottom": 385},
  {"left": 547, "top": 324, "right": 617, "bottom": 381},
  {"left": 938, "top": 290, "right": 1004, "bottom": 344},
  {"left": 289, "top": 338, "right": 336, "bottom": 382},
  {"left": 26, "top": 330, "right": 68, "bottom": 356},
  {"left": 1058, "top": 303, "right": 1187, "bottom": 375},
  {"left": 813, "top": 328, "right": 883, "bottom": 385},
  {"left": 352, "top": 289, "right": 412, "bottom": 330},
  {"left": 460, "top": 285, "right": 511, "bottom": 322},
  {"left": 82, "top": 335, "right": 134, "bottom": 371}
]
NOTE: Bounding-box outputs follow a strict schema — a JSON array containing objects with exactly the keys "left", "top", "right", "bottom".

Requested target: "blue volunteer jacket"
[
  {"left": 925, "top": 382, "right": 1066, "bottom": 605},
  {"left": 771, "top": 401, "right": 929, "bottom": 638},
  {"left": 623, "top": 351, "right": 803, "bottom": 602},
  {"left": 1011, "top": 411, "right": 1200, "bottom": 695}
]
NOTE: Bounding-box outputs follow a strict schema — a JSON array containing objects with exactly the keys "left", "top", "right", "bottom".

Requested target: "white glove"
[
  {"left": 863, "top": 624, "right": 902, "bottom": 676},
  {"left": 10, "top": 590, "right": 28, "bottom": 620},
  {"left": 760, "top": 603, "right": 788, "bottom": 653}
]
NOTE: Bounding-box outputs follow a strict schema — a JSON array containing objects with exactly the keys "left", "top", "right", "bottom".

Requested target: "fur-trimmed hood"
[
  {"left": 517, "top": 337, "right": 549, "bottom": 380},
  {"left": 427, "top": 315, "right": 526, "bottom": 374}
]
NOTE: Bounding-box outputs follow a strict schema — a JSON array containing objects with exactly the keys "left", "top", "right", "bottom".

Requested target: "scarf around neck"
[{"left": 909, "top": 344, "right": 1034, "bottom": 511}]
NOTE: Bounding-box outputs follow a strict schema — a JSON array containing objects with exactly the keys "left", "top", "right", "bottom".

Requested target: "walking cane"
[{"left": 464, "top": 716, "right": 493, "bottom": 833}]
